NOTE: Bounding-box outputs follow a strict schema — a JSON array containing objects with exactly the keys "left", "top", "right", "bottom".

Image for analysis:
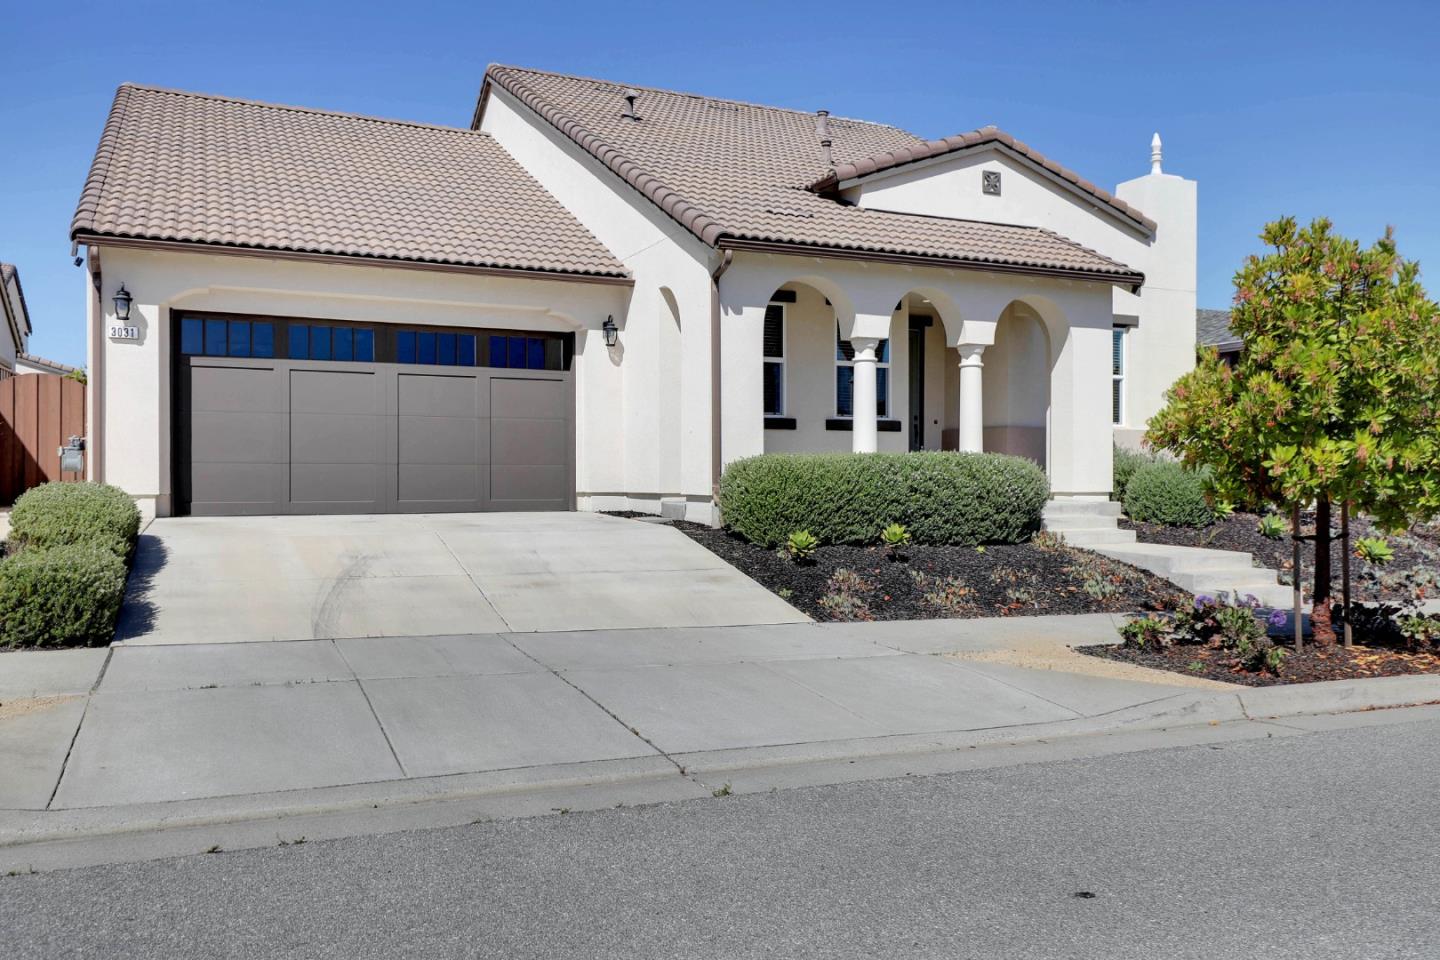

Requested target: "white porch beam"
[{"left": 957, "top": 344, "right": 986, "bottom": 453}]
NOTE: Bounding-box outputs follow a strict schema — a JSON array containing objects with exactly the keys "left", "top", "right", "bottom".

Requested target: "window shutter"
[{"left": 763, "top": 304, "right": 784, "bottom": 359}]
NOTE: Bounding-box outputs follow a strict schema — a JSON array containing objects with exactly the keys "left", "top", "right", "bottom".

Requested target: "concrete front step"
[
  {"left": 1090, "top": 544, "right": 1291, "bottom": 608},
  {"left": 1042, "top": 500, "right": 1123, "bottom": 519},
  {"left": 1093, "top": 542, "right": 1260, "bottom": 576},
  {"left": 1041, "top": 498, "right": 1290, "bottom": 607},
  {"left": 1051, "top": 527, "right": 1139, "bottom": 546}
]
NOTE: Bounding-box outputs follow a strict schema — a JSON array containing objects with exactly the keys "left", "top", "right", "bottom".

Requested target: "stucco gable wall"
[
  {"left": 850, "top": 146, "right": 1196, "bottom": 438},
  {"left": 846, "top": 147, "right": 1152, "bottom": 271},
  {"left": 480, "top": 86, "right": 719, "bottom": 512}
]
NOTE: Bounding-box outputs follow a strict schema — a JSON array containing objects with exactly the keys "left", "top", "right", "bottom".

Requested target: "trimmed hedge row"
[
  {"left": 1123, "top": 461, "right": 1214, "bottom": 527},
  {"left": 0, "top": 544, "right": 128, "bottom": 648},
  {"left": 1, "top": 483, "right": 140, "bottom": 648},
  {"left": 718, "top": 452, "right": 1049, "bottom": 547},
  {"left": 8, "top": 481, "right": 141, "bottom": 558}
]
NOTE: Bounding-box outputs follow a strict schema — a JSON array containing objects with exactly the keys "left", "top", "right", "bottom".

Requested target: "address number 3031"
[{"left": 109, "top": 324, "right": 139, "bottom": 340}]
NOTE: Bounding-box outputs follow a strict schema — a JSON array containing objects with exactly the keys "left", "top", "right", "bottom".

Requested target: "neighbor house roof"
[
  {"left": 1196, "top": 308, "right": 1241, "bottom": 350},
  {"left": 17, "top": 353, "right": 77, "bottom": 375},
  {"left": 479, "top": 66, "right": 1145, "bottom": 287},
  {"left": 809, "top": 126, "right": 1157, "bottom": 233},
  {"left": 1, "top": 263, "right": 31, "bottom": 352},
  {"left": 71, "top": 84, "right": 629, "bottom": 281}
]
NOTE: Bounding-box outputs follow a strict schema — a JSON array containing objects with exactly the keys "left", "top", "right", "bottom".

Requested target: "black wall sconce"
[
  {"left": 113, "top": 283, "right": 133, "bottom": 321},
  {"left": 602, "top": 315, "right": 618, "bottom": 347}
]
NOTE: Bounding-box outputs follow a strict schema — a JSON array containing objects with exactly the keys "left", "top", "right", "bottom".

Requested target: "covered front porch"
[{"left": 718, "top": 253, "right": 1122, "bottom": 499}]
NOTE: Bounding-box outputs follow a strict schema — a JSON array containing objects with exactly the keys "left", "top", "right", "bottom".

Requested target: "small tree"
[{"left": 1147, "top": 217, "right": 1440, "bottom": 644}]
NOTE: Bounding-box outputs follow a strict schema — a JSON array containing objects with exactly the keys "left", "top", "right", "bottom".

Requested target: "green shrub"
[
  {"left": 718, "top": 452, "right": 1048, "bottom": 547},
  {"left": 8, "top": 483, "right": 141, "bottom": 558},
  {"left": 1123, "top": 462, "right": 1214, "bottom": 527},
  {"left": 1112, "top": 445, "right": 1157, "bottom": 501},
  {"left": 0, "top": 543, "right": 128, "bottom": 648},
  {"left": 782, "top": 530, "right": 819, "bottom": 562},
  {"left": 1355, "top": 536, "right": 1394, "bottom": 565},
  {"left": 879, "top": 522, "right": 911, "bottom": 559},
  {"left": 1256, "top": 513, "right": 1287, "bottom": 539}
]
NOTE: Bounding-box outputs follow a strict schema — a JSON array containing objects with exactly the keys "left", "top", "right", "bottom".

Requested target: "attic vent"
[
  {"left": 764, "top": 208, "right": 816, "bottom": 220},
  {"left": 705, "top": 101, "right": 741, "bottom": 112},
  {"left": 620, "top": 88, "right": 642, "bottom": 121},
  {"left": 982, "top": 170, "right": 1002, "bottom": 196}
]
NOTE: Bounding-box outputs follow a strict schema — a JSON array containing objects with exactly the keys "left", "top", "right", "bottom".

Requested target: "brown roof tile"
[
  {"left": 481, "top": 66, "right": 1144, "bottom": 285},
  {"left": 72, "top": 84, "right": 629, "bottom": 280}
]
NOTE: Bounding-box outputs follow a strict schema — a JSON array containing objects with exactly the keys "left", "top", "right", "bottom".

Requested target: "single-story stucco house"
[
  {"left": 71, "top": 66, "right": 1196, "bottom": 521},
  {"left": 1, "top": 263, "right": 33, "bottom": 379}
]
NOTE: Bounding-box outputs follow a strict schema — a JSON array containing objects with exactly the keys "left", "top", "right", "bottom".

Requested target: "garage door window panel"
[{"left": 181, "top": 316, "right": 275, "bottom": 359}]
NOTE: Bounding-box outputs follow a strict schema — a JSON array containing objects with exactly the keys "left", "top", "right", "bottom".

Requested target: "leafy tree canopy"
[{"left": 1148, "top": 217, "right": 1440, "bottom": 533}]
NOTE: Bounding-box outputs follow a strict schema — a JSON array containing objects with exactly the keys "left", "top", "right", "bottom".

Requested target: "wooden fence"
[{"left": 0, "top": 373, "right": 86, "bottom": 505}]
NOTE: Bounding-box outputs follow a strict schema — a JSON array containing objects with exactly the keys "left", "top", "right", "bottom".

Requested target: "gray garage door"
[{"left": 176, "top": 356, "right": 574, "bottom": 516}]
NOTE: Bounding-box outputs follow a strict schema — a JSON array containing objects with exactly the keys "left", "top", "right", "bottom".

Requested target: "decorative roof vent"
[
  {"left": 621, "top": 88, "right": 642, "bottom": 122},
  {"left": 1150, "top": 132, "right": 1163, "bottom": 174}
]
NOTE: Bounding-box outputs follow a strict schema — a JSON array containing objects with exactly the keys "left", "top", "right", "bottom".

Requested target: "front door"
[{"left": 908, "top": 317, "right": 927, "bottom": 451}]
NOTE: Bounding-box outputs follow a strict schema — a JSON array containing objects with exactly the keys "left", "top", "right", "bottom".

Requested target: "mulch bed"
[
  {"left": 1080, "top": 639, "right": 1440, "bottom": 687},
  {"left": 1121, "top": 510, "right": 1440, "bottom": 601},
  {"left": 663, "top": 520, "right": 1189, "bottom": 622}
]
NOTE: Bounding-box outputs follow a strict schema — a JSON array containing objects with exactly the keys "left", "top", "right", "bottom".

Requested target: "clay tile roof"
[
  {"left": 71, "top": 84, "right": 629, "bottom": 280},
  {"left": 18, "top": 353, "right": 77, "bottom": 375},
  {"left": 813, "top": 126, "right": 1158, "bottom": 233},
  {"left": 481, "top": 66, "right": 1144, "bottom": 285}
]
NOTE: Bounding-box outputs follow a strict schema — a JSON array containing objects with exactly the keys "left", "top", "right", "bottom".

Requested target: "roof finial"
[{"left": 1150, "top": 132, "right": 1163, "bottom": 175}]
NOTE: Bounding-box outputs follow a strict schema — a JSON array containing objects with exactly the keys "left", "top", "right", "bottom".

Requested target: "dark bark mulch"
[
  {"left": 666, "top": 520, "right": 1189, "bottom": 622},
  {"left": 1080, "top": 639, "right": 1440, "bottom": 687},
  {"left": 1120, "top": 511, "right": 1440, "bottom": 601}
]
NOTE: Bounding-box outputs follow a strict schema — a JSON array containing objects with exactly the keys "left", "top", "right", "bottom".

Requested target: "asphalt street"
[{"left": 6, "top": 715, "right": 1438, "bottom": 959}]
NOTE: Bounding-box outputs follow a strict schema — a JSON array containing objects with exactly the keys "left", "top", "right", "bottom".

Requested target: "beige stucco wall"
[{"left": 89, "top": 244, "right": 626, "bottom": 517}]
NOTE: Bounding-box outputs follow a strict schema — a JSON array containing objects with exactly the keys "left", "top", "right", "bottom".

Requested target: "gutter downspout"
[
  {"left": 709, "top": 250, "right": 734, "bottom": 506},
  {"left": 87, "top": 246, "right": 104, "bottom": 483}
]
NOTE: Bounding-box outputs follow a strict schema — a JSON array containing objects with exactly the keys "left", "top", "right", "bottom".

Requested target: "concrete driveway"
[{"left": 117, "top": 513, "right": 807, "bottom": 644}]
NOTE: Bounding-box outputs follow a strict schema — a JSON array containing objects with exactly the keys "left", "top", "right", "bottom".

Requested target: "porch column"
[
  {"left": 957, "top": 344, "right": 986, "bottom": 453},
  {"left": 850, "top": 336, "right": 880, "bottom": 453}
]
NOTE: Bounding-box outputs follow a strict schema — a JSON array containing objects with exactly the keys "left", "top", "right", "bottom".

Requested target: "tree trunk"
[{"left": 1311, "top": 496, "right": 1336, "bottom": 646}]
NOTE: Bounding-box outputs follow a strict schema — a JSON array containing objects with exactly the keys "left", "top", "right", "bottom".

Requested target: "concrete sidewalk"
[{"left": 6, "top": 613, "right": 1440, "bottom": 870}]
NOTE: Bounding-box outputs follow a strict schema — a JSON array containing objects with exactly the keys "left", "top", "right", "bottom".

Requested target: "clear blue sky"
[{"left": 4, "top": 0, "right": 1437, "bottom": 366}]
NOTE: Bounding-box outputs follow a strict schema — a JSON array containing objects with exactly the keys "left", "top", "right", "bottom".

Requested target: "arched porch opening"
[{"left": 978, "top": 300, "right": 1053, "bottom": 469}]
